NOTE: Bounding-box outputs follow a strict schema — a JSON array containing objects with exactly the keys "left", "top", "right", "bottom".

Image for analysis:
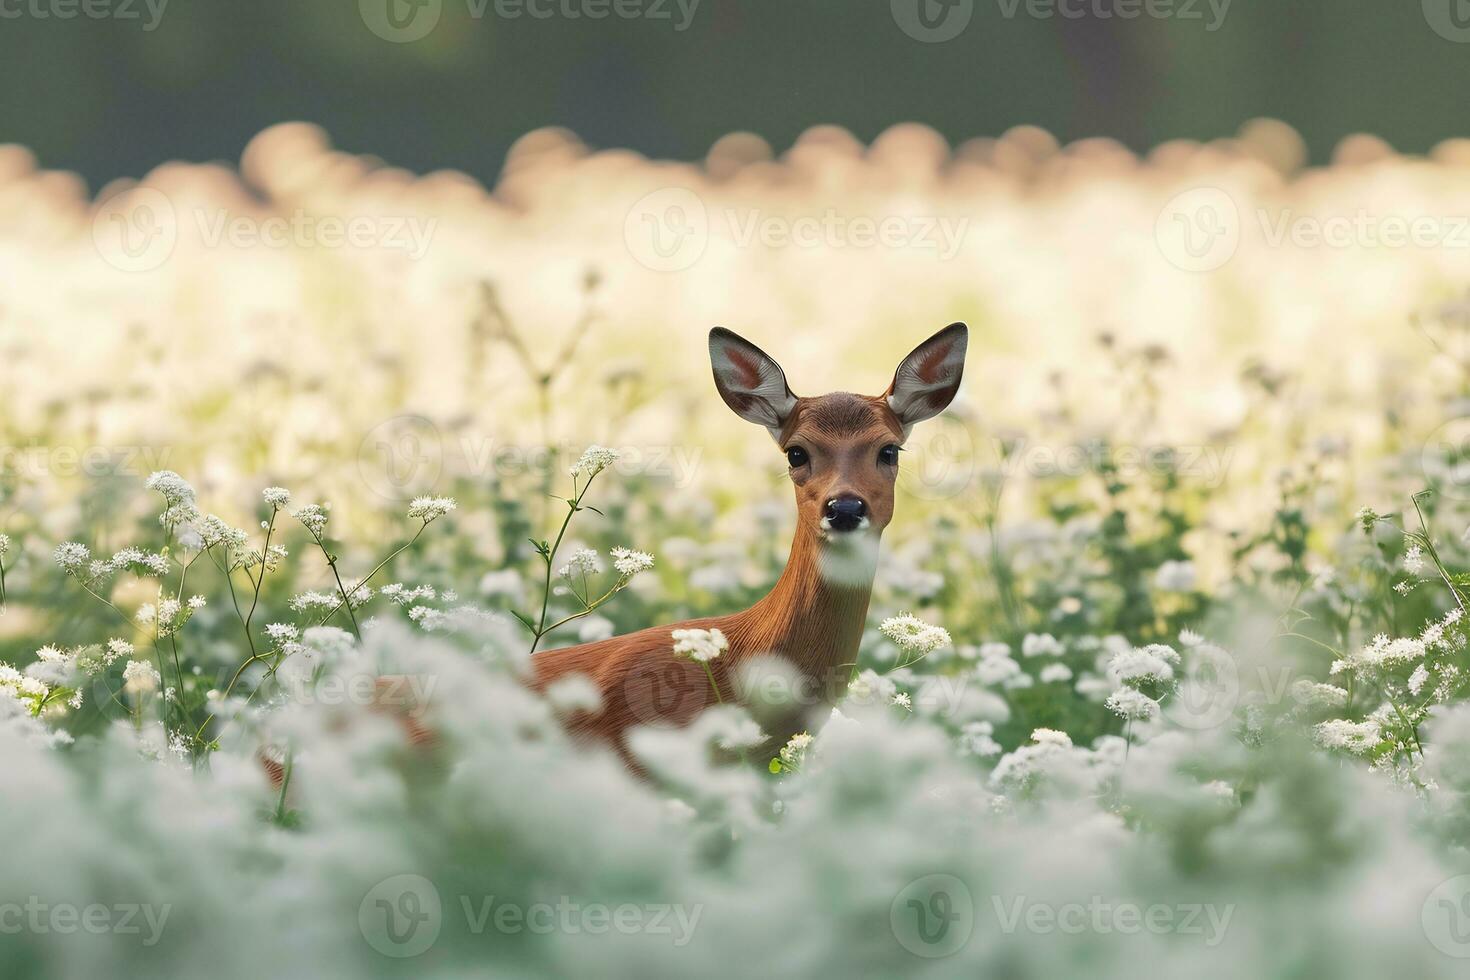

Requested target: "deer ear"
[
  {"left": 709, "top": 327, "right": 798, "bottom": 440},
  {"left": 887, "top": 322, "right": 968, "bottom": 432}
]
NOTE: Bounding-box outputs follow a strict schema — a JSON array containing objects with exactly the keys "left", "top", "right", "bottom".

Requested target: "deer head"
[{"left": 708, "top": 323, "right": 968, "bottom": 541}]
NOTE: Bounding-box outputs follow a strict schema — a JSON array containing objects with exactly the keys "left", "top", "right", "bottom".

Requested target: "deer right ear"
[{"left": 709, "top": 327, "right": 798, "bottom": 441}]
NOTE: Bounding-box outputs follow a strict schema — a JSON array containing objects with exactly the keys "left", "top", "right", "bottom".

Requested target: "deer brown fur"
[{"left": 531, "top": 323, "right": 968, "bottom": 767}]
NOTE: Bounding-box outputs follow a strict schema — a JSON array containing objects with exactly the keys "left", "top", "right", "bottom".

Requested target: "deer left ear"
[{"left": 886, "top": 322, "right": 968, "bottom": 434}]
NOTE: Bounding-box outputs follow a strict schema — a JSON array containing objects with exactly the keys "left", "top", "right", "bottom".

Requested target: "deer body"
[{"left": 531, "top": 326, "right": 968, "bottom": 762}]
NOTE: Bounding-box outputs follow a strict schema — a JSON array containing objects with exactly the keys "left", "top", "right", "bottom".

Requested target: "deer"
[{"left": 531, "top": 322, "right": 968, "bottom": 768}]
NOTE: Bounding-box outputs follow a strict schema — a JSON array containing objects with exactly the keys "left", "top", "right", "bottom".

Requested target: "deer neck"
[{"left": 728, "top": 522, "right": 879, "bottom": 680}]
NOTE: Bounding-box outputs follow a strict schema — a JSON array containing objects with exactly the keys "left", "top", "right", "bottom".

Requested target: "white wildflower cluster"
[
  {"left": 1313, "top": 718, "right": 1382, "bottom": 755},
  {"left": 0, "top": 663, "right": 57, "bottom": 717},
  {"left": 108, "top": 547, "right": 171, "bottom": 577},
  {"left": 776, "top": 731, "right": 812, "bottom": 772},
  {"left": 122, "top": 659, "right": 161, "bottom": 696},
  {"left": 611, "top": 546, "right": 655, "bottom": 578},
  {"left": 293, "top": 503, "right": 329, "bottom": 537},
  {"left": 381, "top": 583, "right": 437, "bottom": 606},
  {"left": 290, "top": 587, "right": 372, "bottom": 614},
  {"left": 407, "top": 496, "right": 457, "bottom": 523},
  {"left": 197, "top": 514, "right": 249, "bottom": 551},
  {"left": 53, "top": 541, "right": 91, "bottom": 574},
  {"left": 0, "top": 533, "right": 10, "bottom": 558},
  {"left": 1103, "top": 643, "right": 1180, "bottom": 722},
  {"left": 1402, "top": 542, "right": 1425, "bottom": 574},
  {"left": 957, "top": 720, "right": 1002, "bottom": 757},
  {"left": 846, "top": 668, "right": 897, "bottom": 707},
  {"left": 558, "top": 547, "right": 602, "bottom": 578},
  {"left": 672, "top": 627, "right": 727, "bottom": 663},
  {"left": 73, "top": 639, "right": 134, "bottom": 676},
  {"left": 570, "top": 445, "right": 619, "bottom": 478},
  {"left": 138, "top": 595, "right": 205, "bottom": 637},
  {"left": 262, "top": 486, "right": 293, "bottom": 509},
  {"left": 1105, "top": 687, "right": 1160, "bottom": 721},
  {"left": 1153, "top": 559, "right": 1197, "bottom": 592},
  {"left": 1021, "top": 632, "right": 1064, "bottom": 657},
  {"left": 989, "top": 728, "right": 1119, "bottom": 796},
  {"left": 146, "top": 470, "right": 202, "bottom": 530},
  {"left": 879, "top": 613, "right": 952, "bottom": 657},
  {"left": 264, "top": 623, "right": 300, "bottom": 646}
]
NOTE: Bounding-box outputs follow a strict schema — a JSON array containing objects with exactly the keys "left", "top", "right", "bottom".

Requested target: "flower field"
[{"left": 5, "top": 119, "right": 1470, "bottom": 976}]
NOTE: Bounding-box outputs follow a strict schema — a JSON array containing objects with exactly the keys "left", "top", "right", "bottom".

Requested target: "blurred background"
[{"left": 6, "top": 0, "right": 1470, "bottom": 188}]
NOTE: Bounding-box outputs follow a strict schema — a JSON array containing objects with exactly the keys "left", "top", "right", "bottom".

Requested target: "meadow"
[{"left": 3, "top": 118, "right": 1470, "bottom": 977}]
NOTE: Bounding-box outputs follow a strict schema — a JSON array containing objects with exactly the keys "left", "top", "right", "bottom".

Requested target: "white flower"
[
  {"left": 611, "top": 546, "right": 655, "bottom": 578},
  {"left": 1030, "top": 728, "right": 1072, "bottom": 748},
  {"left": 1106, "top": 645, "right": 1178, "bottom": 686},
  {"left": 570, "top": 445, "right": 619, "bottom": 478},
  {"left": 1105, "top": 687, "right": 1160, "bottom": 720},
  {"left": 879, "top": 613, "right": 952, "bottom": 656},
  {"left": 1021, "top": 633, "right": 1064, "bottom": 657},
  {"left": 53, "top": 542, "right": 91, "bottom": 572},
  {"left": 294, "top": 504, "right": 329, "bottom": 536},
  {"left": 1314, "top": 719, "right": 1382, "bottom": 754},
  {"left": 978, "top": 641, "right": 1012, "bottom": 659},
  {"left": 262, "top": 486, "right": 292, "bottom": 508},
  {"left": 1333, "top": 634, "right": 1426, "bottom": 676},
  {"left": 407, "top": 496, "right": 457, "bottom": 523},
  {"left": 778, "top": 731, "right": 812, "bottom": 770},
  {"left": 891, "top": 692, "right": 912, "bottom": 710},
  {"left": 1290, "top": 680, "right": 1349, "bottom": 709},
  {"left": 135, "top": 603, "right": 156, "bottom": 625},
  {"left": 122, "top": 660, "right": 161, "bottom": 695},
  {"left": 1403, "top": 543, "right": 1425, "bottom": 574},
  {"left": 197, "top": 515, "right": 248, "bottom": 550},
  {"left": 187, "top": 594, "right": 206, "bottom": 610},
  {"left": 545, "top": 674, "right": 603, "bottom": 715},
  {"left": 144, "top": 471, "right": 195, "bottom": 504},
  {"left": 847, "top": 668, "right": 896, "bottom": 705},
  {"left": 1408, "top": 664, "right": 1430, "bottom": 697},
  {"left": 578, "top": 615, "right": 615, "bottom": 643},
  {"left": 558, "top": 547, "right": 602, "bottom": 577},
  {"left": 1154, "top": 559, "right": 1197, "bottom": 592},
  {"left": 1039, "top": 663, "right": 1073, "bottom": 683},
  {"left": 957, "top": 721, "right": 1001, "bottom": 757},
  {"left": 265, "top": 623, "right": 300, "bottom": 645},
  {"left": 478, "top": 569, "right": 522, "bottom": 599},
  {"left": 975, "top": 655, "right": 1021, "bottom": 686},
  {"left": 672, "top": 627, "right": 727, "bottom": 663},
  {"left": 0, "top": 533, "right": 9, "bottom": 558},
  {"left": 717, "top": 716, "right": 767, "bottom": 751}
]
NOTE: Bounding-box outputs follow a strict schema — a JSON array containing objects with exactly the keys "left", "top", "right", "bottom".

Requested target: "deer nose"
[{"left": 823, "top": 496, "right": 868, "bottom": 532}]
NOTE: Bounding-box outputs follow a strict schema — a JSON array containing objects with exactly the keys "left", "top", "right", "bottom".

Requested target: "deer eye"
[
  {"left": 878, "top": 444, "right": 900, "bottom": 466},
  {"left": 785, "top": 446, "right": 810, "bottom": 468}
]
